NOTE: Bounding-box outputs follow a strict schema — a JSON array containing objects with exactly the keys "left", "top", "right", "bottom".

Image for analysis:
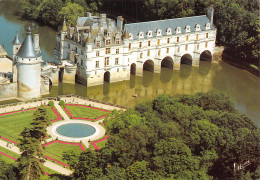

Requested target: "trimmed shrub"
[
  {"left": 59, "top": 100, "right": 65, "bottom": 106},
  {"left": 48, "top": 101, "right": 54, "bottom": 107}
]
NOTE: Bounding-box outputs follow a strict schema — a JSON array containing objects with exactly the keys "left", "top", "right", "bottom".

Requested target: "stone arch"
[
  {"left": 130, "top": 63, "right": 136, "bottom": 75},
  {"left": 161, "top": 56, "right": 174, "bottom": 69},
  {"left": 180, "top": 54, "right": 192, "bottom": 65},
  {"left": 143, "top": 60, "right": 154, "bottom": 72},
  {"left": 104, "top": 71, "right": 110, "bottom": 83},
  {"left": 200, "top": 50, "right": 212, "bottom": 62}
]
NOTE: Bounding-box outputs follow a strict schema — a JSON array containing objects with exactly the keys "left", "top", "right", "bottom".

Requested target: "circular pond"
[{"left": 55, "top": 123, "right": 96, "bottom": 138}]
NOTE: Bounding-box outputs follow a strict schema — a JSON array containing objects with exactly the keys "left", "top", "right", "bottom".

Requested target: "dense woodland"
[
  {"left": 21, "top": 0, "right": 259, "bottom": 67},
  {"left": 0, "top": 91, "right": 259, "bottom": 179}
]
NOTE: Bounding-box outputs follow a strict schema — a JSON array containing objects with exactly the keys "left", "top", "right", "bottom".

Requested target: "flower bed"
[
  {"left": 63, "top": 104, "right": 110, "bottom": 121},
  {"left": 91, "top": 135, "right": 110, "bottom": 150}
]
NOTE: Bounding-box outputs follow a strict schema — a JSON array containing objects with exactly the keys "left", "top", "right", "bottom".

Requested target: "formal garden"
[{"left": 0, "top": 99, "right": 112, "bottom": 178}]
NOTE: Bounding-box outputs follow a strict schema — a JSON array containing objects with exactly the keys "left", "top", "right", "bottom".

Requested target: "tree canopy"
[{"left": 71, "top": 90, "right": 259, "bottom": 179}]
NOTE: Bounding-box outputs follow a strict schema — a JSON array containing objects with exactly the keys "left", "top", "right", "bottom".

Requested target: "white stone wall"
[
  {"left": 16, "top": 57, "right": 42, "bottom": 99},
  {"left": 60, "top": 27, "right": 216, "bottom": 86}
]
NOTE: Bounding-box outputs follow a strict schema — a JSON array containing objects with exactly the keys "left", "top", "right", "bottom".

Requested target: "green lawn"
[
  {"left": 65, "top": 105, "right": 109, "bottom": 120},
  {"left": 0, "top": 106, "right": 60, "bottom": 143},
  {"left": 44, "top": 143, "right": 83, "bottom": 164}
]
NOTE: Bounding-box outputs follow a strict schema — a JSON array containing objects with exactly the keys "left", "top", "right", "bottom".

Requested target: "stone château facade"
[{"left": 54, "top": 7, "right": 217, "bottom": 87}]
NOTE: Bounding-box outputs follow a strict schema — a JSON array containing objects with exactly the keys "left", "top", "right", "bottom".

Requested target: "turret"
[
  {"left": 12, "top": 33, "right": 21, "bottom": 59},
  {"left": 15, "top": 27, "right": 42, "bottom": 99}
]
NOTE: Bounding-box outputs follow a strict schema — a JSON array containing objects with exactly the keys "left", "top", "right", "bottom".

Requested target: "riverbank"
[{"left": 222, "top": 53, "right": 260, "bottom": 77}]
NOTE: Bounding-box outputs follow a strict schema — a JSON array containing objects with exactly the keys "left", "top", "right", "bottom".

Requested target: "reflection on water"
[{"left": 1, "top": 1, "right": 260, "bottom": 127}]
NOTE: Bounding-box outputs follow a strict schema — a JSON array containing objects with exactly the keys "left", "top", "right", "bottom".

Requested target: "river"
[{"left": 0, "top": 0, "right": 259, "bottom": 126}]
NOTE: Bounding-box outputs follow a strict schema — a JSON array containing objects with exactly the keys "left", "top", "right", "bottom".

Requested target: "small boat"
[{"left": 132, "top": 94, "right": 137, "bottom": 97}]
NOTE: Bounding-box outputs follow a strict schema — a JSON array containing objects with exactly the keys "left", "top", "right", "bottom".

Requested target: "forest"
[
  {"left": 20, "top": 0, "right": 259, "bottom": 67},
  {"left": 0, "top": 91, "right": 259, "bottom": 179}
]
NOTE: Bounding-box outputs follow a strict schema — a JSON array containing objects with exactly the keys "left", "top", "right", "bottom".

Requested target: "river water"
[{"left": 0, "top": 0, "right": 259, "bottom": 126}]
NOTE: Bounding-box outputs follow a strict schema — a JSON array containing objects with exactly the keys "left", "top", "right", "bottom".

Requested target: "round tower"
[{"left": 15, "top": 27, "right": 43, "bottom": 99}]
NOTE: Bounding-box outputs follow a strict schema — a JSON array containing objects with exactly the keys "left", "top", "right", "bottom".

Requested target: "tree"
[
  {"left": 73, "top": 149, "right": 102, "bottom": 179},
  {"left": 59, "top": 2, "right": 85, "bottom": 26},
  {"left": 16, "top": 106, "right": 49, "bottom": 180},
  {"left": 62, "top": 150, "right": 79, "bottom": 169}
]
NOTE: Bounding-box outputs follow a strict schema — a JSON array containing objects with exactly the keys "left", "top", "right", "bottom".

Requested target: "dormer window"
[
  {"left": 156, "top": 29, "right": 162, "bottom": 36},
  {"left": 185, "top": 25, "right": 191, "bottom": 33},
  {"left": 116, "top": 39, "right": 120, "bottom": 45},
  {"left": 195, "top": 24, "right": 201, "bottom": 31},
  {"left": 176, "top": 27, "right": 181, "bottom": 34},
  {"left": 138, "top": 31, "right": 144, "bottom": 39},
  {"left": 147, "top": 30, "right": 153, "bottom": 38},
  {"left": 166, "top": 28, "right": 172, "bottom": 35},
  {"left": 205, "top": 23, "right": 211, "bottom": 30},
  {"left": 96, "top": 41, "right": 101, "bottom": 47}
]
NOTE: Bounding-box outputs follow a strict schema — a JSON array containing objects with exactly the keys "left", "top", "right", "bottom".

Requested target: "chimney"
[
  {"left": 87, "top": 12, "right": 92, "bottom": 17},
  {"left": 207, "top": 7, "right": 214, "bottom": 25},
  {"left": 33, "top": 34, "right": 40, "bottom": 53},
  {"left": 100, "top": 14, "right": 106, "bottom": 22},
  {"left": 117, "top": 16, "right": 124, "bottom": 32}
]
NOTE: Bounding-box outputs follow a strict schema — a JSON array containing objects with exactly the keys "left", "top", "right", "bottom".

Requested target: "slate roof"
[
  {"left": 16, "top": 28, "right": 41, "bottom": 58},
  {"left": 124, "top": 15, "right": 215, "bottom": 40},
  {"left": 12, "top": 34, "right": 21, "bottom": 45}
]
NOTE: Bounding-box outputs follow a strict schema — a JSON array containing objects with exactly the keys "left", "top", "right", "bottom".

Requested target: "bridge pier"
[{"left": 192, "top": 52, "right": 200, "bottom": 67}]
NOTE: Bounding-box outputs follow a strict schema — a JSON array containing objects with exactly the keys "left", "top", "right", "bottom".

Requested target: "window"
[
  {"left": 206, "top": 33, "right": 209, "bottom": 38},
  {"left": 68, "top": 44, "right": 70, "bottom": 49},
  {"left": 140, "top": 53, "right": 143, "bottom": 58},
  {"left": 96, "top": 51, "right": 100, "bottom": 57},
  {"left": 147, "top": 50, "right": 150, "bottom": 56},
  {"left": 167, "top": 48, "right": 169, "bottom": 53},
  {"left": 105, "top": 57, "right": 109, "bottom": 66},
  {"left": 96, "top": 61, "right": 99, "bottom": 68},
  {"left": 167, "top": 38, "right": 170, "bottom": 44},
  {"left": 81, "top": 60, "right": 83, "bottom": 66},
  {"left": 197, "top": 44, "right": 200, "bottom": 50},
  {"left": 186, "top": 35, "right": 189, "bottom": 41},
  {"left": 81, "top": 49, "right": 84, "bottom": 54},
  {"left": 75, "top": 47, "right": 77, "bottom": 52},
  {"left": 177, "top": 37, "right": 179, "bottom": 43},
  {"left": 129, "top": 43, "right": 131, "bottom": 50},
  {"left": 158, "top": 50, "right": 161, "bottom": 56},
  {"left": 177, "top": 47, "right": 180, "bottom": 53},
  {"left": 148, "top": 41, "right": 151, "bottom": 47},
  {"left": 116, "top": 39, "right": 120, "bottom": 44},
  {"left": 185, "top": 45, "right": 188, "bottom": 51},
  {"left": 157, "top": 39, "right": 160, "bottom": 46},
  {"left": 205, "top": 42, "right": 208, "bottom": 48},
  {"left": 139, "top": 42, "right": 142, "bottom": 48},
  {"left": 196, "top": 34, "right": 199, "bottom": 40},
  {"left": 115, "top": 58, "right": 119, "bottom": 65},
  {"left": 116, "top": 49, "right": 119, "bottom": 54},
  {"left": 105, "top": 48, "right": 110, "bottom": 54},
  {"left": 117, "top": 68, "right": 119, "bottom": 72},
  {"left": 96, "top": 41, "right": 101, "bottom": 47},
  {"left": 106, "top": 39, "right": 111, "bottom": 45}
]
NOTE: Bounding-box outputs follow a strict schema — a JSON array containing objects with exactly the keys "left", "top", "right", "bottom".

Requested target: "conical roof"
[
  {"left": 16, "top": 27, "right": 41, "bottom": 58},
  {"left": 12, "top": 33, "right": 21, "bottom": 45}
]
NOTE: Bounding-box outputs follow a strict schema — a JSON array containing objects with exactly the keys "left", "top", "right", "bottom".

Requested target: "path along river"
[{"left": 0, "top": 0, "right": 259, "bottom": 126}]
